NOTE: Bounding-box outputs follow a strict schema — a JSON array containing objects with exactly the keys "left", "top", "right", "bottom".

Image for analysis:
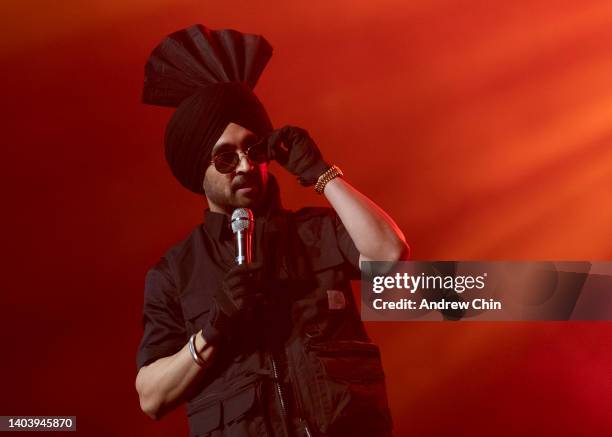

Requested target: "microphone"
[{"left": 231, "top": 208, "right": 254, "bottom": 265}]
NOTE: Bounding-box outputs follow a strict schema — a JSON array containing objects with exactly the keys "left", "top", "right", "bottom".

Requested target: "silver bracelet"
[{"left": 188, "top": 333, "right": 206, "bottom": 367}]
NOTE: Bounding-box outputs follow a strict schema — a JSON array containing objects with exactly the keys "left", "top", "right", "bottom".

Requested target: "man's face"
[{"left": 203, "top": 122, "right": 269, "bottom": 215}]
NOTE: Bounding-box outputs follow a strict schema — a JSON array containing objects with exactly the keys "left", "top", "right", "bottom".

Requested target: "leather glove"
[
  {"left": 266, "top": 125, "right": 330, "bottom": 186},
  {"left": 201, "top": 262, "right": 264, "bottom": 345}
]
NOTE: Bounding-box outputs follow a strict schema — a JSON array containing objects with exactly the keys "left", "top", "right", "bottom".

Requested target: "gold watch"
[{"left": 314, "top": 165, "right": 343, "bottom": 194}]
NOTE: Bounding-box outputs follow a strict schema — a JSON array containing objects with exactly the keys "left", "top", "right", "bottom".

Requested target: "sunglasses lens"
[
  {"left": 213, "top": 152, "right": 238, "bottom": 173},
  {"left": 247, "top": 143, "right": 268, "bottom": 163}
]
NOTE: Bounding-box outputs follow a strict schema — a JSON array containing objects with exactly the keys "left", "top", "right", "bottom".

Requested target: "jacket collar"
[{"left": 203, "top": 209, "right": 233, "bottom": 241}]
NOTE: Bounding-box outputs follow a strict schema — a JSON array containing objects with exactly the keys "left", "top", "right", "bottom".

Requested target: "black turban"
[{"left": 142, "top": 24, "right": 273, "bottom": 193}]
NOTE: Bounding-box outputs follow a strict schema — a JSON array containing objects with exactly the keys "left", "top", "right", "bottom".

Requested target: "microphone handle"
[{"left": 235, "top": 229, "right": 252, "bottom": 265}]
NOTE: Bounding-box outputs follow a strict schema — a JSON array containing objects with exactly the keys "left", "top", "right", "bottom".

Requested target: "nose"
[{"left": 235, "top": 152, "right": 255, "bottom": 174}]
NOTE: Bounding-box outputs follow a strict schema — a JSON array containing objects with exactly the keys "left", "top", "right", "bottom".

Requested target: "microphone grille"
[{"left": 231, "top": 208, "right": 254, "bottom": 233}]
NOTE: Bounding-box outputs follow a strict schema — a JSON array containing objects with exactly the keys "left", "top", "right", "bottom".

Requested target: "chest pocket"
[
  {"left": 298, "top": 215, "right": 346, "bottom": 275},
  {"left": 180, "top": 284, "right": 214, "bottom": 336}
]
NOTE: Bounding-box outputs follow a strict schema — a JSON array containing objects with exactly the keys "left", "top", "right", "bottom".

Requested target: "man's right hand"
[{"left": 201, "top": 262, "right": 264, "bottom": 344}]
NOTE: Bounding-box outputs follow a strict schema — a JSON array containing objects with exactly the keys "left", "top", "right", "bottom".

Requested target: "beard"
[{"left": 203, "top": 167, "right": 268, "bottom": 214}]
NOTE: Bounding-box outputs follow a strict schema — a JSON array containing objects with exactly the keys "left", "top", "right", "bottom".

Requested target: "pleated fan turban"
[{"left": 142, "top": 24, "right": 274, "bottom": 193}]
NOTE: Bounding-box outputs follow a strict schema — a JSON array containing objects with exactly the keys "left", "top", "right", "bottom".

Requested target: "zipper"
[
  {"left": 270, "top": 352, "right": 290, "bottom": 436},
  {"left": 270, "top": 354, "right": 288, "bottom": 417},
  {"left": 285, "top": 348, "right": 314, "bottom": 437},
  {"left": 270, "top": 351, "right": 314, "bottom": 437},
  {"left": 304, "top": 421, "right": 313, "bottom": 437}
]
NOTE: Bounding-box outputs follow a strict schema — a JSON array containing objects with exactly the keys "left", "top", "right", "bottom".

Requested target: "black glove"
[
  {"left": 266, "top": 125, "right": 330, "bottom": 186},
  {"left": 201, "top": 262, "right": 264, "bottom": 345}
]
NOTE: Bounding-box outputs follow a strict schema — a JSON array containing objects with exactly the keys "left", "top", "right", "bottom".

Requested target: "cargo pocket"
[
  {"left": 307, "top": 340, "right": 393, "bottom": 435},
  {"left": 187, "top": 383, "right": 271, "bottom": 437},
  {"left": 187, "top": 399, "right": 222, "bottom": 437},
  {"left": 222, "top": 383, "right": 271, "bottom": 437}
]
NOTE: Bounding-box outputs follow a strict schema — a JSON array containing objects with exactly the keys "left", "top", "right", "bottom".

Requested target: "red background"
[{"left": 1, "top": 1, "right": 611, "bottom": 435}]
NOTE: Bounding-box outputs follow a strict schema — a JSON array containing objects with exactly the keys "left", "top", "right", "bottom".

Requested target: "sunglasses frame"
[{"left": 209, "top": 141, "right": 268, "bottom": 174}]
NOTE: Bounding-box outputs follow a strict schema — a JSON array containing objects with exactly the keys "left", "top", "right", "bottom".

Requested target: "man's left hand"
[{"left": 266, "top": 125, "right": 330, "bottom": 186}]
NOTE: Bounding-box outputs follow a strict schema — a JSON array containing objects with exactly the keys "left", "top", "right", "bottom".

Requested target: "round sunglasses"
[{"left": 209, "top": 141, "right": 268, "bottom": 174}]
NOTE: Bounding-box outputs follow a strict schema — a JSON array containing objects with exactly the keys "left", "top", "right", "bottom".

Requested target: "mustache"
[{"left": 231, "top": 174, "right": 260, "bottom": 191}]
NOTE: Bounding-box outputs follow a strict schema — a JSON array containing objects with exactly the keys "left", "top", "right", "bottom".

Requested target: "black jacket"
[{"left": 137, "top": 204, "right": 394, "bottom": 437}]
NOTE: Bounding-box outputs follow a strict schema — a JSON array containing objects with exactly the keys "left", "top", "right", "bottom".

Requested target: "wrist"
[
  {"left": 196, "top": 330, "right": 215, "bottom": 359},
  {"left": 188, "top": 332, "right": 206, "bottom": 367},
  {"left": 189, "top": 330, "right": 215, "bottom": 367},
  {"left": 320, "top": 172, "right": 342, "bottom": 195},
  {"left": 195, "top": 330, "right": 207, "bottom": 354},
  {"left": 201, "top": 317, "right": 223, "bottom": 346},
  {"left": 314, "top": 164, "right": 343, "bottom": 194},
  {"left": 298, "top": 160, "right": 330, "bottom": 186}
]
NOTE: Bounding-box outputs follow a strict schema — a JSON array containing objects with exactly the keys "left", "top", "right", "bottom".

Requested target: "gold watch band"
[{"left": 314, "top": 165, "right": 343, "bottom": 194}]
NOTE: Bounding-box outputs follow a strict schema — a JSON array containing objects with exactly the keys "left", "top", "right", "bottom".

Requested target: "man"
[{"left": 135, "top": 25, "right": 409, "bottom": 437}]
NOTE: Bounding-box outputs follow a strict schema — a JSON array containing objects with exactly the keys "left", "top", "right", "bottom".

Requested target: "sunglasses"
[{"left": 209, "top": 141, "right": 268, "bottom": 174}]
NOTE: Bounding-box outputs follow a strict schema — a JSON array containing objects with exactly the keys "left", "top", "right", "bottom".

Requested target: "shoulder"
[
  {"left": 287, "top": 207, "right": 354, "bottom": 271},
  {"left": 290, "top": 206, "right": 336, "bottom": 223},
  {"left": 147, "top": 225, "right": 205, "bottom": 286},
  {"left": 287, "top": 207, "right": 340, "bottom": 243}
]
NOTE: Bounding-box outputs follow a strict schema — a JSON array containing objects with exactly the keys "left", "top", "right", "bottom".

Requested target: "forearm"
[
  {"left": 323, "top": 176, "right": 409, "bottom": 262},
  {"left": 135, "top": 330, "right": 216, "bottom": 419}
]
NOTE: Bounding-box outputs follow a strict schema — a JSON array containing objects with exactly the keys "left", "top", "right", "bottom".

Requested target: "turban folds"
[{"left": 142, "top": 25, "right": 273, "bottom": 193}]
